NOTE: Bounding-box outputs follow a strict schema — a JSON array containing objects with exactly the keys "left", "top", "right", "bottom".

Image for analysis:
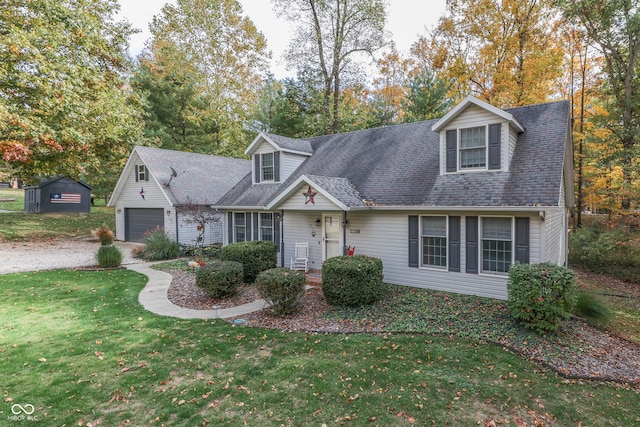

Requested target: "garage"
[{"left": 125, "top": 208, "right": 164, "bottom": 242}]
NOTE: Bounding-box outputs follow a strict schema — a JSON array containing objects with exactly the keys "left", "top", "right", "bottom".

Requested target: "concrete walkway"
[{"left": 126, "top": 262, "right": 273, "bottom": 319}]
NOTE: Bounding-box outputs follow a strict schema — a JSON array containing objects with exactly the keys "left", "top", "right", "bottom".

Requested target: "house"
[
  {"left": 108, "top": 146, "right": 251, "bottom": 244},
  {"left": 215, "top": 96, "right": 574, "bottom": 300},
  {"left": 24, "top": 176, "right": 92, "bottom": 213}
]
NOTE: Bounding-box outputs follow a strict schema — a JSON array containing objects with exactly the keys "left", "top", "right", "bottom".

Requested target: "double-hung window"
[
  {"left": 233, "top": 212, "right": 247, "bottom": 243},
  {"left": 136, "top": 164, "right": 148, "bottom": 182},
  {"left": 261, "top": 153, "right": 274, "bottom": 182},
  {"left": 459, "top": 126, "right": 486, "bottom": 169},
  {"left": 421, "top": 216, "right": 447, "bottom": 268},
  {"left": 481, "top": 217, "right": 512, "bottom": 273},
  {"left": 259, "top": 213, "right": 274, "bottom": 242}
]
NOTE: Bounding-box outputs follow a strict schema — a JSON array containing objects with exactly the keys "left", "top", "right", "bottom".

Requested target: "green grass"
[
  {"left": 1, "top": 269, "right": 639, "bottom": 426},
  {"left": 0, "top": 206, "right": 114, "bottom": 242},
  {"left": 0, "top": 188, "right": 24, "bottom": 211}
]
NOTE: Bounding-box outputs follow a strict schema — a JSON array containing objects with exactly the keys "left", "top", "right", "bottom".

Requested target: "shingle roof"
[
  {"left": 265, "top": 133, "right": 313, "bottom": 154},
  {"left": 218, "top": 100, "right": 570, "bottom": 209},
  {"left": 135, "top": 146, "right": 251, "bottom": 206}
]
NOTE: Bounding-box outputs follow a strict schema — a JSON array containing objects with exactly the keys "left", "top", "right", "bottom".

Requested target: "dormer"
[
  {"left": 432, "top": 96, "right": 524, "bottom": 175},
  {"left": 245, "top": 133, "right": 314, "bottom": 184}
]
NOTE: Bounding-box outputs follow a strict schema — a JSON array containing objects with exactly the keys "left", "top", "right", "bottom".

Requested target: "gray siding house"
[
  {"left": 108, "top": 146, "right": 251, "bottom": 244},
  {"left": 215, "top": 96, "right": 574, "bottom": 300}
]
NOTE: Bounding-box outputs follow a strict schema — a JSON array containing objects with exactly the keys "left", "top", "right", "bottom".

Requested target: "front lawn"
[{"left": 1, "top": 269, "right": 638, "bottom": 426}]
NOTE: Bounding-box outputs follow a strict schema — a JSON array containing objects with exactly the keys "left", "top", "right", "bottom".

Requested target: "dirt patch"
[{"left": 0, "top": 237, "right": 144, "bottom": 274}]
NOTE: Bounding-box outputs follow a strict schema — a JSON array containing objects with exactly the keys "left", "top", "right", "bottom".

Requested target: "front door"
[{"left": 323, "top": 213, "right": 342, "bottom": 260}]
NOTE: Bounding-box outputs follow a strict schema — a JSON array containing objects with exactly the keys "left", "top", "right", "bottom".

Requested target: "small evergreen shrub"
[
  {"left": 96, "top": 245, "right": 122, "bottom": 268},
  {"left": 574, "top": 291, "right": 613, "bottom": 327},
  {"left": 195, "top": 260, "right": 243, "bottom": 298},
  {"left": 181, "top": 243, "right": 222, "bottom": 260},
  {"left": 256, "top": 268, "right": 306, "bottom": 316},
  {"left": 220, "top": 241, "right": 277, "bottom": 283},
  {"left": 133, "top": 227, "right": 180, "bottom": 261},
  {"left": 507, "top": 262, "right": 578, "bottom": 333},
  {"left": 569, "top": 225, "right": 640, "bottom": 283},
  {"left": 322, "top": 255, "right": 384, "bottom": 307}
]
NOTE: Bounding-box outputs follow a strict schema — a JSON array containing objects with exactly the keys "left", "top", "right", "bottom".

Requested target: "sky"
[{"left": 116, "top": 0, "right": 447, "bottom": 79}]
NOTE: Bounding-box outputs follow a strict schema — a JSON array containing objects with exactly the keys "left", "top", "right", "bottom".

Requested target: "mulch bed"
[{"left": 164, "top": 269, "right": 640, "bottom": 390}]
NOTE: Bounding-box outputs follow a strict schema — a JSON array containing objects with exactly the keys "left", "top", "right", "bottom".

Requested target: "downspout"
[
  {"left": 280, "top": 209, "right": 285, "bottom": 267},
  {"left": 174, "top": 206, "right": 179, "bottom": 245},
  {"left": 342, "top": 210, "right": 348, "bottom": 256}
]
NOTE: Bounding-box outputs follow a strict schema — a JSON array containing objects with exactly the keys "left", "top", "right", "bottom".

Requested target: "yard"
[{"left": 1, "top": 269, "right": 639, "bottom": 426}]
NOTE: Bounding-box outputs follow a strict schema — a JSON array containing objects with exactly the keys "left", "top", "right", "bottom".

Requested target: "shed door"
[{"left": 125, "top": 208, "right": 164, "bottom": 242}]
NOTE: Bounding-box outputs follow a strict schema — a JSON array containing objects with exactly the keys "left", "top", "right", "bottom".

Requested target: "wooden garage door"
[{"left": 125, "top": 208, "right": 164, "bottom": 242}]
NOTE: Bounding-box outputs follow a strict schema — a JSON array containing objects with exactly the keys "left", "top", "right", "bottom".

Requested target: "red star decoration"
[{"left": 303, "top": 185, "right": 316, "bottom": 205}]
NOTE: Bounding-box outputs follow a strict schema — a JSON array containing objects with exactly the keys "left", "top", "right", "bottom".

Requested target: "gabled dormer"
[
  {"left": 245, "top": 132, "right": 314, "bottom": 185},
  {"left": 432, "top": 96, "right": 525, "bottom": 175}
]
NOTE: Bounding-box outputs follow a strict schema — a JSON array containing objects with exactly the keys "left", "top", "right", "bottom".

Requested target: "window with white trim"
[
  {"left": 421, "top": 216, "right": 447, "bottom": 268},
  {"left": 259, "top": 213, "right": 274, "bottom": 242},
  {"left": 261, "top": 153, "right": 274, "bottom": 181},
  {"left": 459, "top": 126, "right": 486, "bottom": 169},
  {"left": 481, "top": 217, "right": 512, "bottom": 273},
  {"left": 233, "top": 212, "right": 247, "bottom": 243},
  {"left": 136, "top": 164, "right": 148, "bottom": 182}
]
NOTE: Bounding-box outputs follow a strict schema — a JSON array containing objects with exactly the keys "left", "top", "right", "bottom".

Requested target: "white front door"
[{"left": 323, "top": 213, "right": 342, "bottom": 260}]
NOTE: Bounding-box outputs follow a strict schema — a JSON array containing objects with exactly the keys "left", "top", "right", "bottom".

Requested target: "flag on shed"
[{"left": 50, "top": 192, "right": 82, "bottom": 203}]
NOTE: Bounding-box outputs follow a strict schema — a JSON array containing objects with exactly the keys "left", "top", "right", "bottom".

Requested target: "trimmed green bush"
[
  {"left": 220, "top": 241, "right": 277, "bottom": 283},
  {"left": 322, "top": 255, "right": 384, "bottom": 307},
  {"left": 574, "top": 291, "right": 613, "bottom": 327},
  {"left": 569, "top": 225, "right": 640, "bottom": 283},
  {"left": 256, "top": 268, "right": 306, "bottom": 316},
  {"left": 507, "top": 262, "right": 578, "bottom": 333},
  {"left": 133, "top": 227, "right": 180, "bottom": 261},
  {"left": 195, "top": 260, "right": 244, "bottom": 298},
  {"left": 96, "top": 245, "right": 122, "bottom": 268}
]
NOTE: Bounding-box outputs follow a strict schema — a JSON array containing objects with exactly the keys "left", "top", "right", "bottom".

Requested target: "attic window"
[
  {"left": 136, "top": 165, "right": 149, "bottom": 182},
  {"left": 459, "top": 126, "right": 486, "bottom": 169}
]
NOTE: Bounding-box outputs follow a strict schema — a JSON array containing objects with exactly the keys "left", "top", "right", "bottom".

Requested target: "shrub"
[
  {"left": 92, "top": 223, "right": 114, "bottom": 246},
  {"left": 569, "top": 225, "right": 640, "bottom": 283},
  {"left": 195, "top": 260, "right": 243, "bottom": 298},
  {"left": 574, "top": 291, "right": 613, "bottom": 327},
  {"left": 220, "top": 241, "right": 277, "bottom": 283},
  {"left": 181, "top": 243, "right": 222, "bottom": 260},
  {"left": 507, "top": 262, "right": 578, "bottom": 333},
  {"left": 133, "top": 227, "right": 180, "bottom": 261},
  {"left": 322, "top": 255, "right": 384, "bottom": 307},
  {"left": 256, "top": 268, "right": 306, "bottom": 316},
  {"left": 96, "top": 245, "right": 122, "bottom": 268}
]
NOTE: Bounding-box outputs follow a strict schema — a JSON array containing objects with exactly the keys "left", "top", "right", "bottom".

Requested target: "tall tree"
[
  {"left": 0, "top": 0, "right": 142, "bottom": 182},
  {"left": 273, "top": 0, "right": 387, "bottom": 134},
  {"left": 402, "top": 70, "right": 453, "bottom": 122},
  {"left": 428, "top": 0, "right": 564, "bottom": 107},
  {"left": 372, "top": 43, "right": 413, "bottom": 124},
  {"left": 557, "top": 0, "right": 640, "bottom": 211},
  {"left": 140, "top": 0, "right": 269, "bottom": 156}
]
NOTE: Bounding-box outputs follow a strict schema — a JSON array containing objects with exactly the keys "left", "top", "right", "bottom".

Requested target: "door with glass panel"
[{"left": 323, "top": 213, "right": 342, "bottom": 260}]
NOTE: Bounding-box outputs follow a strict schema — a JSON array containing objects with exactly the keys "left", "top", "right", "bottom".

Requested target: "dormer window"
[
  {"left": 446, "top": 123, "right": 502, "bottom": 173},
  {"left": 261, "top": 153, "right": 274, "bottom": 181},
  {"left": 254, "top": 151, "right": 280, "bottom": 184},
  {"left": 460, "top": 126, "right": 486, "bottom": 169}
]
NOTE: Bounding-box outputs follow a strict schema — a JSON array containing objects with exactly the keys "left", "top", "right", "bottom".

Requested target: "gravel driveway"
[{"left": 0, "top": 237, "right": 144, "bottom": 274}]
